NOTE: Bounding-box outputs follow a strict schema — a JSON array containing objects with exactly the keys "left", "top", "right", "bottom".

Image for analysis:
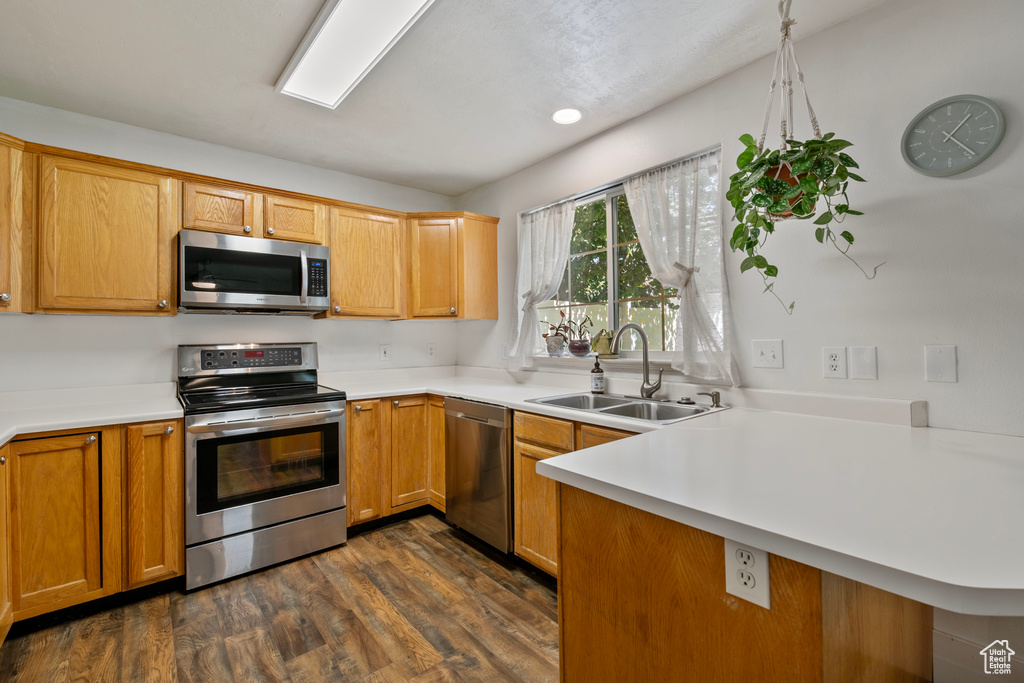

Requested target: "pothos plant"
[{"left": 726, "top": 132, "right": 884, "bottom": 314}]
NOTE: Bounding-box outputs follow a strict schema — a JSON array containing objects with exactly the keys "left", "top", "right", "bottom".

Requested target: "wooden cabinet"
[
  {"left": 37, "top": 156, "right": 176, "bottom": 314},
  {"left": 512, "top": 412, "right": 635, "bottom": 576},
  {"left": 427, "top": 395, "right": 446, "bottom": 511},
  {"left": 0, "top": 444, "right": 12, "bottom": 648},
  {"left": 406, "top": 212, "right": 499, "bottom": 320},
  {"left": 326, "top": 206, "right": 404, "bottom": 317},
  {"left": 346, "top": 399, "right": 389, "bottom": 526},
  {"left": 391, "top": 396, "right": 429, "bottom": 510},
  {"left": 408, "top": 216, "right": 458, "bottom": 318},
  {"left": 183, "top": 181, "right": 260, "bottom": 237},
  {"left": 8, "top": 427, "right": 123, "bottom": 620},
  {"left": 124, "top": 420, "right": 183, "bottom": 590},
  {"left": 264, "top": 194, "right": 325, "bottom": 244},
  {"left": 0, "top": 137, "right": 27, "bottom": 313}
]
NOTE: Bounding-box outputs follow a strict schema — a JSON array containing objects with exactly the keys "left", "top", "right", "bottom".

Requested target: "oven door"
[{"left": 184, "top": 401, "right": 346, "bottom": 545}]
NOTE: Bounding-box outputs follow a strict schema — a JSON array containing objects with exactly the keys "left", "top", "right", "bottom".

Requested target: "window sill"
[{"left": 530, "top": 353, "right": 676, "bottom": 373}]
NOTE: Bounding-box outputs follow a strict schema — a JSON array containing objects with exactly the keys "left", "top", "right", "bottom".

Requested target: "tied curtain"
[
  {"left": 623, "top": 149, "right": 738, "bottom": 386},
  {"left": 508, "top": 200, "right": 576, "bottom": 370}
]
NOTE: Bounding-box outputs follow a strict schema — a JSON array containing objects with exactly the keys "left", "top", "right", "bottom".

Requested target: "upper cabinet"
[
  {"left": 326, "top": 206, "right": 404, "bottom": 318},
  {"left": 264, "top": 194, "right": 325, "bottom": 244},
  {"left": 37, "top": 156, "right": 176, "bottom": 315},
  {"left": 183, "top": 181, "right": 260, "bottom": 237},
  {"left": 0, "top": 136, "right": 26, "bottom": 313},
  {"left": 407, "top": 212, "right": 499, "bottom": 320}
]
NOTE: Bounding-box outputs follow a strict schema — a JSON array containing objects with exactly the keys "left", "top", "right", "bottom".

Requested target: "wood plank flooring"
[{"left": 0, "top": 514, "right": 559, "bottom": 682}]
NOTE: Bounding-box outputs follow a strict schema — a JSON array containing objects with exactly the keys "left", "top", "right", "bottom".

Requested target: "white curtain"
[
  {"left": 623, "top": 149, "right": 738, "bottom": 386},
  {"left": 507, "top": 200, "right": 576, "bottom": 371}
]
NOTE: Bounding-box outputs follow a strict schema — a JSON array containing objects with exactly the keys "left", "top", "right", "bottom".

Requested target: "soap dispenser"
[{"left": 590, "top": 357, "right": 605, "bottom": 394}]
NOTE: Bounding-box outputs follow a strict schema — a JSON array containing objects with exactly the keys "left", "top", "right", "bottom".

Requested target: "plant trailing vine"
[
  {"left": 728, "top": 0, "right": 884, "bottom": 314},
  {"left": 726, "top": 133, "right": 884, "bottom": 313}
]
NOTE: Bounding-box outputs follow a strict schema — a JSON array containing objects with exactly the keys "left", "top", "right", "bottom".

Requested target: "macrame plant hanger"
[{"left": 756, "top": 0, "right": 821, "bottom": 218}]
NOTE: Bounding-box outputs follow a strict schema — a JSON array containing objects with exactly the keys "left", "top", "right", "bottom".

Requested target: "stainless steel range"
[{"left": 177, "top": 342, "right": 346, "bottom": 589}]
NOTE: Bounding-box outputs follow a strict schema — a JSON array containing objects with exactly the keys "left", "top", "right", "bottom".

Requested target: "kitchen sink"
[{"left": 525, "top": 392, "right": 722, "bottom": 425}]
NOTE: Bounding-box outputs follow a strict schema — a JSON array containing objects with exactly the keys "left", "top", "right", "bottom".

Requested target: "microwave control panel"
[
  {"left": 308, "top": 259, "right": 327, "bottom": 297},
  {"left": 200, "top": 346, "right": 303, "bottom": 370}
]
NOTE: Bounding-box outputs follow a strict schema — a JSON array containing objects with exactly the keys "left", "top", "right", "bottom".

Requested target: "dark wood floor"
[{"left": 0, "top": 514, "right": 560, "bottom": 682}]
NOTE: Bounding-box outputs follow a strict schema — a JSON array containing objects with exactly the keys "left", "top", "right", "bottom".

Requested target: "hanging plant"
[{"left": 727, "top": 0, "right": 883, "bottom": 314}]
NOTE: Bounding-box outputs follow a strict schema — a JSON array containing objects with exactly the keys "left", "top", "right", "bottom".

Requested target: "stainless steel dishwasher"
[{"left": 445, "top": 397, "right": 512, "bottom": 553}]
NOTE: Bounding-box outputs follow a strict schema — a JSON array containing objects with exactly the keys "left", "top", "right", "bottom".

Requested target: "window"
[{"left": 537, "top": 188, "right": 679, "bottom": 352}]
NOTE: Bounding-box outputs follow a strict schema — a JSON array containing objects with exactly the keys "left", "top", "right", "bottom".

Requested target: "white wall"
[
  {"left": 0, "top": 96, "right": 458, "bottom": 390},
  {"left": 457, "top": 0, "right": 1024, "bottom": 439}
]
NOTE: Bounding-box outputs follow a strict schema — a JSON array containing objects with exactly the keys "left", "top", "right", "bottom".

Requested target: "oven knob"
[
  {"left": 164, "top": 426, "right": 175, "bottom": 435},
  {"left": 205, "top": 361, "right": 214, "bottom": 367},
  {"left": 231, "top": 360, "right": 239, "bottom": 367},
  {"left": 244, "top": 225, "right": 252, "bottom": 234}
]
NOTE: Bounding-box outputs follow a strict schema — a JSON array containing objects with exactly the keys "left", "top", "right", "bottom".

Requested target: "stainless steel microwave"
[{"left": 178, "top": 229, "right": 330, "bottom": 314}]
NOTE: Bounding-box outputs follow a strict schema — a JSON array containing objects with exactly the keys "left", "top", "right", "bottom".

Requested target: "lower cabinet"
[
  {"left": 346, "top": 394, "right": 446, "bottom": 527},
  {"left": 0, "top": 444, "right": 12, "bottom": 645},
  {"left": 3, "top": 418, "right": 183, "bottom": 623},
  {"left": 513, "top": 412, "right": 635, "bottom": 576}
]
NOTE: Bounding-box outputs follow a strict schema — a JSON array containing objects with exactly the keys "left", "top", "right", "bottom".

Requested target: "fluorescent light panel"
[{"left": 277, "top": 0, "right": 436, "bottom": 109}]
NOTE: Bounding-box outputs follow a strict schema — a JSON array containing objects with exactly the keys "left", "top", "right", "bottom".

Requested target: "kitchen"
[{"left": 1, "top": 0, "right": 1023, "bottom": 680}]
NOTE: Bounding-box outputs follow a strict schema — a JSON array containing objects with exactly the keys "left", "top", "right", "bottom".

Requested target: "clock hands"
[
  {"left": 941, "top": 131, "right": 976, "bottom": 156},
  {"left": 943, "top": 113, "right": 971, "bottom": 142}
]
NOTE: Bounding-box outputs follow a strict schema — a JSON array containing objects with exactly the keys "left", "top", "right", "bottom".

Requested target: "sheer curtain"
[
  {"left": 623, "top": 149, "right": 738, "bottom": 386},
  {"left": 507, "top": 200, "right": 576, "bottom": 371}
]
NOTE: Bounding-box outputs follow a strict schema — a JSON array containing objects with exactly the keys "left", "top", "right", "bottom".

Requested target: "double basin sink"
[{"left": 525, "top": 392, "right": 723, "bottom": 425}]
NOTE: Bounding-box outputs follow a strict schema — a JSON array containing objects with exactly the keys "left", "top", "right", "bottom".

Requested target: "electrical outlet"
[
  {"left": 379, "top": 344, "right": 392, "bottom": 361},
  {"left": 725, "top": 539, "right": 770, "bottom": 609},
  {"left": 426, "top": 343, "right": 435, "bottom": 359},
  {"left": 822, "top": 346, "right": 847, "bottom": 379},
  {"left": 850, "top": 345, "right": 877, "bottom": 380},
  {"left": 751, "top": 339, "right": 784, "bottom": 369}
]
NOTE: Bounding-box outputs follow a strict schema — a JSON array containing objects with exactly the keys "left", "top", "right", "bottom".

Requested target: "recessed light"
[
  {"left": 552, "top": 108, "right": 583, "bottom": 125},
  {"left": 276, "top": 0, "right": 437, "bottom": 109}
]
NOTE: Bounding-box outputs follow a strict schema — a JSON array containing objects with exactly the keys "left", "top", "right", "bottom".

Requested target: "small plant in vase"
[
  {"left": 542, "top": 311, "right": 593, "bottom": 357},
  {"left": 566, "top": 315, "right": 593, "bottom": 358}
]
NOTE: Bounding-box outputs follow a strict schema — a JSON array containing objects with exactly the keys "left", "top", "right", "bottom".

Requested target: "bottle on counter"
[{"left": 591, "top": 357, "right": 605, "bottom": 394}]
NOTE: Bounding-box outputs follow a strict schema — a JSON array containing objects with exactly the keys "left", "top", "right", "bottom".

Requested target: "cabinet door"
[
  {"left": 125, "top": 420, "right": 183, "bottom": 589},
  {"left": 514, "top": 441, "right": 561, "bottom": 576},
  {"left": 264, "top": 194, "right": 325, "bottom": 244},
  {"left": 346, "top": 399, "right": 388, "bottom": 526},
  {"left": 9, "top": 429, "right": 122, "bottom": 619},
  {"left": 0, "top": 444, "right": 12, "bottom": 647},
  {"left": 409, "top": 218, "right": 458, "bottom": 317},
  {"left": 38, "top": 156, "right": 176, "bottom": 314},
  {"left": 427, "top": 395, "right": 446, "bottom": 511},
  {"left": 0, "top": 142, "right": 24, "bottom": 313},
  {"left": 327, "top": 207, "right": 404, "bottom": 317},
  {"left": 578, "top": 424, "right": 635, "bottom": 449},
  {"left": 457, "top": 215, "right": 499, "bottom": 320},
  {"left": 391, "top": 396, "right": 429, "bottom": 509},
  {"left": 183, "top": 181, "right": 259, "bottom": 236}
]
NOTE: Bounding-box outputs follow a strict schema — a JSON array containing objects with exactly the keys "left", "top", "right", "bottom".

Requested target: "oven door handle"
[{"left": 187, "top": 409, "right": 344, "bottom": 435}]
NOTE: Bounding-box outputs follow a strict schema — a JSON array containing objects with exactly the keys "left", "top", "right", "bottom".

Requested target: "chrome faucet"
[{"left": 610, "top": 323, "right": 662, "bottom": 399}]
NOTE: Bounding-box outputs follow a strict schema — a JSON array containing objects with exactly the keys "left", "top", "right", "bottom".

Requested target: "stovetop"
[{"left": 178, "top": 382, "right": 346, "bottom": 415}]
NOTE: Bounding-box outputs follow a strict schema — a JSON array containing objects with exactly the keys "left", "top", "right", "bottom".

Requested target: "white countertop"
[{"left": 537, "top": 407, "right": 1024, "bottom": 616}]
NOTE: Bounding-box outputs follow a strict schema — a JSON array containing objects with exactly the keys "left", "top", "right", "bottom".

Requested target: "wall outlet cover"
[
  {"left": 751, "top": 339, "right": 784, "bottom": 369},
  {"left": 426, "top": 342, "right": 435, "bottom": 358},
  {"left": 724, "top": 538, "right": 770, "bottom": 609},
  {"left": 822, "top": 346, "right": 848, "bottom": 379},
  {"left": 925, "top": 345, "right": 957, "bottom": 382},
  {"left": 379, "top": 344, "right": 392, "bottom": 361},
  {"left": 850, "top": 345, "right": 878, "bottom": 380}
]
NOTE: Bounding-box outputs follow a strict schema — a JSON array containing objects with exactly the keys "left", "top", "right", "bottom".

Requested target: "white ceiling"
[{"left": 0, "top": 0, "right": 883, "bottom": 196}]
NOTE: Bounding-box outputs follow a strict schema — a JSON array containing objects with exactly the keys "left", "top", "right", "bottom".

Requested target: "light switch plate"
[
  {"left": 725, "top": 538, "right": 770, "bottom": 609},
  {"left": 926, "top": 345, "right": 957, "bottom": 382},
  {"left": 850, "top": 346, "right": 877, "bottom": 380},
  {"left": 379, "top": 344, "right": 392, "bottom": 361},
  {"left": 751, "top": 339, "right": 784, "bottom": 368}
]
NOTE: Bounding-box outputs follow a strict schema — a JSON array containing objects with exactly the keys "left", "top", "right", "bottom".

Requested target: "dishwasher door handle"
[{"left": 449, "top": 412, "right": 505, "bottom": 429}]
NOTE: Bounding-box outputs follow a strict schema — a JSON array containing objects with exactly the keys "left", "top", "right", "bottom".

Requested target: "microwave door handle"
[{"left": 300, "top": 250, "right": 308, "bottom": 304}]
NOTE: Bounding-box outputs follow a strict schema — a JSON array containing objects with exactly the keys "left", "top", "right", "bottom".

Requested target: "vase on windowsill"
[
  {"left": 567, "top": 339, "right": 592, "bottom": 358},
  {"left": 545, "top": 334, "right": 566, "bottom": 357}
]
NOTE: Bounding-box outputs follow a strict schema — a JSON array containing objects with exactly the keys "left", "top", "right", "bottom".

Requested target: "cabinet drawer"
[
  {"left": 514, "top": 412, "right": 574, "bottom": 452},
  {"left": 578, "top": 424, "right": 635, "bottom": 450}
]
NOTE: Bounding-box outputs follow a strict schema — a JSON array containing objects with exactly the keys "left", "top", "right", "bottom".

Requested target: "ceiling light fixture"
[
  {"left": 276, "top": 0, "right": 437, "bottom": 109},
  {"left": 552, "top": 108, "right": 583, "bottom": 125}
]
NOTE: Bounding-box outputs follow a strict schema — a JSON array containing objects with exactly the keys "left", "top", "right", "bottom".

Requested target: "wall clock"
[{"left": 901, "top": 95, "right": 1005, "bottom": 177}]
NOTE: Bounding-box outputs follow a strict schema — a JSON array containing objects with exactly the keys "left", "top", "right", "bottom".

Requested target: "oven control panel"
[{"left": 199, "top": 346, "right": 303, "bottom": 370}]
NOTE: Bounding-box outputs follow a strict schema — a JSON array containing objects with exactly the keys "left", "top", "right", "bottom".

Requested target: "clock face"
[{"left": 901, "top": 95, "right": 1005, "bottom": 177}]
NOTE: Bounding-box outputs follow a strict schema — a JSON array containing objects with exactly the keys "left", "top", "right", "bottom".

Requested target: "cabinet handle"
[
  {"left": 244, "top": 225, "right": 252, "bottom": 233},
  {"left": 164, "top": 426, "right": 175, "bottom": 435},
  {"left": 85, "top": 435, "right": 97, "bottom": 445},
  {"left": 334, "top": 304, "right": 341, "bottom": 313},
  {"left": 449, "top": 307, "right": 456, "bottom": 314},
  {"left": 0, "top": 456, "right": 6, "bottom": 465},
  {"left": 267, "top": 227, "right": 276, "bottom": 236},
  {"left": 393, "top": 400, "right": 399, "bottom": 407},
  {"left": 158, "top": 299, "right": 169, "bottom": 308},
  {"left": 354, "top": 405, "right": 362, "bottom": 412},
  {"left": 0, "top": 293, "right": 10, "bottom": 302}
]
